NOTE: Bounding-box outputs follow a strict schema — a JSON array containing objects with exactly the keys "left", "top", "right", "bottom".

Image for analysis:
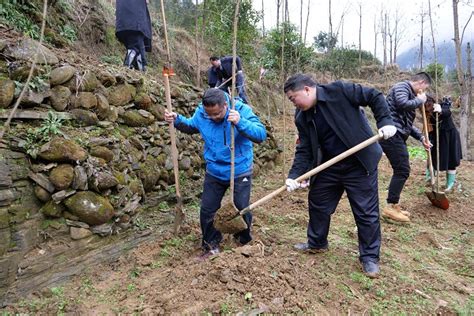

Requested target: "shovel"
[
  {"left": 421, "top": 104, "right": 449, "bottom": 210},
  {"left": 214, "top": 133, "right": 384, "bottom": 234}
]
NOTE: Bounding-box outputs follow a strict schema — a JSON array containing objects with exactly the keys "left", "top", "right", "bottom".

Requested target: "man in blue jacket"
[
  {"left": 209, "top": 56, "right": 249, "bottom": 104},
  {"left": 381, "top": 72, "right": 432, "bottom": 223},
  {"left": 284, "top": 74, "right": 396, "bottom": 278},
  {"left": 164, "top": 88, "right": 266, "bottom": 259}
]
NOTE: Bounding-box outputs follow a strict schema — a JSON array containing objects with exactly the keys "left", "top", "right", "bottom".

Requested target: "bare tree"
[
  {"left": 261, "top": 0, "right": 265, "bottom": 36},
  {"left": 418, "top": 5, "right": 427, "bottom": 69},
  {"left": 304, "top": 0, "right": 311, "bottom": 44},
  {"left": 276, "top": 0, "right": 281, "bottom": 29},
  {"left": 453, "top": 0, "right": 472, "bottom": 159},
  {"left": 194, "top": 0, "right": 201, "bottom": 87},
  {"left": 392, "top": 9, "right": 406, "bottom": 64},
  {"left": 300, "top": 0, "right": 303, "bottom": 40},
  {"left": 357, "top": 2, "right": 362, "bottom": 65},
  {"left": 374, "top": 14, "right": 378, "bottom": 59},
  {"left": 382, "top": 11, "right": 387, "bottom": 67}
]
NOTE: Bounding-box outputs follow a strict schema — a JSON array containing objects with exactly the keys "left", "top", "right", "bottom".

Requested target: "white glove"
[
  {"left": 417, "top": 92, "right": 427, "bottom": 103},
  {"left": 433, "top": 103, "right": 442, "bottom": 113},
  {"left": 379, "top": 125, "right": 397, "bottom": 140},
  {"left": 286, "top": 179, "right": 301, "bottom": 192}
]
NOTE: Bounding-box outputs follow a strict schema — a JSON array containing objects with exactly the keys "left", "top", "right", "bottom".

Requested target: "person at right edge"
[
  {"left": 284, "top": 74, "right": 396, "bottom": 278},
  {"left": 380, "top": 72, "right": 432, "bottom": 223}
]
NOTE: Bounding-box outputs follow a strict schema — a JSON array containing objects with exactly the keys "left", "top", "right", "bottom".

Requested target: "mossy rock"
[
  {"left": 38, "top": 137, "right": 88, "bottom": 162},
  {"left": 49, "top": 164, "right": 74, "bottom": 190},
  {"left": 50, "top": 65, "right": 76, "bottom": 86},
  {"left": 108, "top": 83, "right": 136, "bottom": 107},
  {"left": 0, "top": 78, "right": 15, "bottom": 108},
  {"left": 70, "top": 92, "right": 97, "bottom": 109},
  {"left": 70, "top": 109, "right": 99, "bottom": 126},
  {"left": 34, "top": 185, "right": 51, "bottom": 202},
  {"left": 64, "top": 191, "right": 115, "bottom": 225},
  {"left": 49, "top": 85, "right": 71, "bottom": 111},
  {"left": 90, "top": 146, "right": 114, "bottom": 162},
  {"left": 121, "top": 110, "right": 155, "bottom": 127},
  {"left": 40, "top": 200, "right": 65, "bottom": 218}
]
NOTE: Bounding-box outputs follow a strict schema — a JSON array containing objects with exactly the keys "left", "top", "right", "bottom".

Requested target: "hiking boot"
[
  {"left": 294, "top": 242, "right": 328, "bottom": 254},
  {"left": 382, "top": 204, "right": 410, "bottom": 222},
  {"left": 123, "top": 49, "right": 137, "bottom": 69},
  {"left": 196, "top": 247, "right": 220, "bottom": 261},
  {"left": 361, "top": 260, "right": 380, "bottom": 278}
]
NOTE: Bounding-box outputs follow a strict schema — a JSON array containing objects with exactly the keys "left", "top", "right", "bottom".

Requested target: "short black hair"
[
  {"left": 209, "top": 56, "right": 219, "bottom": 61},
  {"left": 411, "top": 72, "right": 432, "bottom": 85},
  {"left": 202, "top": 88, "right": 226, "bottom": 107},
  {"left": 284, "top": 73, "right": 317, "bottom": 93}
]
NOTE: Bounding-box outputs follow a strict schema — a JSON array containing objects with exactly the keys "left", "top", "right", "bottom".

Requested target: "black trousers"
[
  {"left": 379, "top": 132, "right": 410, "bottom": 204},
  {"left": 308, "top": 158, "right": 381, "bottom": 263},
  {"left": 200, "top": 173, "right": 252, "bottom": 250}
]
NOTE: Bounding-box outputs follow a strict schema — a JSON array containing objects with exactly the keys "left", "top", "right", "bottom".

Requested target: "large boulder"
[
  {"left": 70, "top": 92, "right": 97, "bottom": 109},
  {"left": 108, "top": 83, "right": 136, "bottom": 107},
  {"left": 120, "top": 110, "right": 155, "bottom": 127},
  {"left": 49, "top": 85, "right": 71, "bottom": 111},
  {"left": 70, "top": 109, "right": 99, "bottom": 126},
  {"left": 64, "top": 191, "right": 115, "bottom": 225}
]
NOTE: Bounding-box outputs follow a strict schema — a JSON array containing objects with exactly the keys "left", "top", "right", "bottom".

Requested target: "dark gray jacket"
[
  {"left": 385, "top": 80, "right": 423, "bottom": 141},
  {"left": 115, "top": 0, "right": 152, "bottom": 52}
]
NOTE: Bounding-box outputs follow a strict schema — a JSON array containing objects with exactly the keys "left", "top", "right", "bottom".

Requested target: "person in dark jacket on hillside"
[
  {"left": 164, "top": 88, "right": 266, "bottom": 260},
  {"left": 380, "top": 72, "right": 432, "bottom": 223},
  {"left": 115, "top": 0, "right": 152, "bottom": 71},
  {"left": 425, "top": 95, "right": 462, "bottom": 191},
  {"left": 284, "top": 74, "right": 396, "bottom": 278},
  {"left": 209, "top": 56, "right": 249, "bottom": 104}
]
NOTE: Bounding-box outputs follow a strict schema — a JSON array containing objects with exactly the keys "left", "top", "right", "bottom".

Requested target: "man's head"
[
  {"left": 202, "top": 88, "right": 227, "bottom": 122},
  {"left": 410, "top": 72, "right": 432, "bottom": 92},
  {"left": 210, "top": 56, "right": 221, "bottom": 68},
  {"left": 284, "top": 74, "right": 318, "bottom": 111}
]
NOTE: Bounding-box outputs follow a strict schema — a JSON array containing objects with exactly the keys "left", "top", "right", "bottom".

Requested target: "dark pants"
[
  {"left": 200, "top": 173, "right": 252, "bottom": 250},
  {"left": 219, "top": 74, "right": 250, "bottom": 104},
  {"left": 379, "top": 132, "right": 410, "bottom": 204},
  {"left": 116, "top": 30, "right": 147, "bottom": 66},
  {"left": 308, "top": 159, "right": 381, "bottom": 262}
]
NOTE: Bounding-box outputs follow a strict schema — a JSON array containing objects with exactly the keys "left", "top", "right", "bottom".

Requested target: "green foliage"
[
  {"left": 313, "top": 47, "right": 379, "bottom": 78},
  {"left": 313, "top": 31, "right": 337, "bottom": 53},
  {"left": 261, "top": 22, "right": 314, "bottom": 78},
  {"left": 100, "top": 55, "right": 123, "bottom": 66},
  {"left": 200, "top": 0, "right": 261, "bottom": 61},
  {"left": 21, "top": 111, "right": 64, "bottom": 158},
  {"left": 0, "top": 0, "right": 40, "bottom": 39},
  {"left": 59, "top": 24, "right": 77, "bottom": 43},
  {"left": 424, "top": 62, "right": 444, "bottom": 86},
  {"left": 407, "top": 146, "right": 427, "bottom": 160}
]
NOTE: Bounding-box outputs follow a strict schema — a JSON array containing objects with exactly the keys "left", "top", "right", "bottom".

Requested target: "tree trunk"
[
  {"left": 328, "top": 0, "right": 333, "bottom": 52},
  {"left": 383, "top": 12, "right": 387, "bottom": 67},
  {"left": 374, "top": 14, "right": 377, "bottom": 59},
  {"left": 194, "top": 0, "right": 201, "bottom": 87},
  {"left": 419, "top": 12, "right": 424, "bottom": 69},
  {"left": 358, "top": 3, "right": 362, "bottom": 66},
  {"left": 453, "top": 0, "right": 470, "bottom": 158},
  {"left": 261, "top": 0, "right": 265, "bottom": 36},
  {"left": 276, "top": 0, "right": 281, "bottom": 29},
  {"left": 304, "top": 0, "right": 310, "bottom": 44},
  {"left": 465, "top": 43, "right": 472, "bottom": 159},
  {"left": 300, "top": 0, "right": 303, "bottom": 40}
]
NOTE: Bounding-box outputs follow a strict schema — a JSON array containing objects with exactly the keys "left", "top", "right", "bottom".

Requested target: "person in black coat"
[
  {"left": 425, "top": 95, "right": 462, "bottom": 191},
  {"left": 284, "top": 74, "right": 396, "bottom": 278},
  {"left": 209, "top": 56, "right": 249, "bottom": 104},
  {"left": 115, "top": 0, "right": 152, "bottom": 71}
]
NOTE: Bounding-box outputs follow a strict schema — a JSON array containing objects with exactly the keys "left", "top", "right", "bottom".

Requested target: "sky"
[{"left": 252, "top": 0, "right": 474, "bottom": 60}]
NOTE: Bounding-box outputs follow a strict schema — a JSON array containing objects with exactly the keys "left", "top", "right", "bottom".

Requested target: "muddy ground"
[{"left": 3, "top": 114, "right": 474, "bottom": 315}]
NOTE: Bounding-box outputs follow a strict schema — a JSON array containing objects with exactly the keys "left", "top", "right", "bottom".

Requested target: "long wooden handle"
[
  {"left": 421, "top": 103, "right": 435, "bottom": 188},
  {"left": 239, "top": 133, "right": 383, "bottom": 215}
]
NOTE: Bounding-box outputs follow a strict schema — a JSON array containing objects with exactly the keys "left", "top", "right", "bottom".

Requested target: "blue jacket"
[
  {"left": 289, "top": 81, "right": 394, "bottom": 180},
  {"left": 174, "top": 95, "right": 266, "bottom": 181}
]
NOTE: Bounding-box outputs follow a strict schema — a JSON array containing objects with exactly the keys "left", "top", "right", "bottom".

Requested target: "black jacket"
[
  {"left": 386, "top": 80, "right": 423, "bottom": 140},
  {"left": 288, "top": 81, "right": 394, "bottom": 179},
  {"left": 429, "top": 98, "right": 456, "bottom": 131},
  {"left": 115, "top": 0, "right": 152, "bottom": 52}
]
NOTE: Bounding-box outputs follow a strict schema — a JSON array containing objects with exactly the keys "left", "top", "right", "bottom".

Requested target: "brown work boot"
[{"left": 382, "top": 204, "right": 410, "bottom": 222}]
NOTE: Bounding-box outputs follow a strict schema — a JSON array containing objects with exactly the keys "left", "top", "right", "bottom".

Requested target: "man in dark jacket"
[
  {"left": 380, "top": 72, "right": 432, "bottom": 223},
  {"left": 115, "top": 0, "right": 152, "bottom": 71},
  {"left": 209, "top": 56, "right": 249, "bottom": 104},
  {"left": 164, "top": 88, "right": 266, "bottom": 260},
  {"left": 284, "top": 74, "right": 396, "bottom": 278}
]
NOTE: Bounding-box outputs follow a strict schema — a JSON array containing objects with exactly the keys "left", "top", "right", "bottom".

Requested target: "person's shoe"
[
  {"left": 446, "top": 173, "right": 456, "bottom": 192},
  {"left": 196, "top": 247, "right": 220, "bottom": 261},
  {"left": 361, "top": 260, "right": 380, "bottom": 278},
  {"left": 293, "top": 242, "right": 328, "bottom": 254},
  {"left": 425, "top": 168, "right": 431, "bottom": 183},
  {"left": 135, "top": 54, "right": 146, "bottom": 72},
  {"left": 382, "top": 204, "right": 410, "bottom": 222},
  {"left": 123, "top": 49, "right": 137, "bottom": 69}
]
